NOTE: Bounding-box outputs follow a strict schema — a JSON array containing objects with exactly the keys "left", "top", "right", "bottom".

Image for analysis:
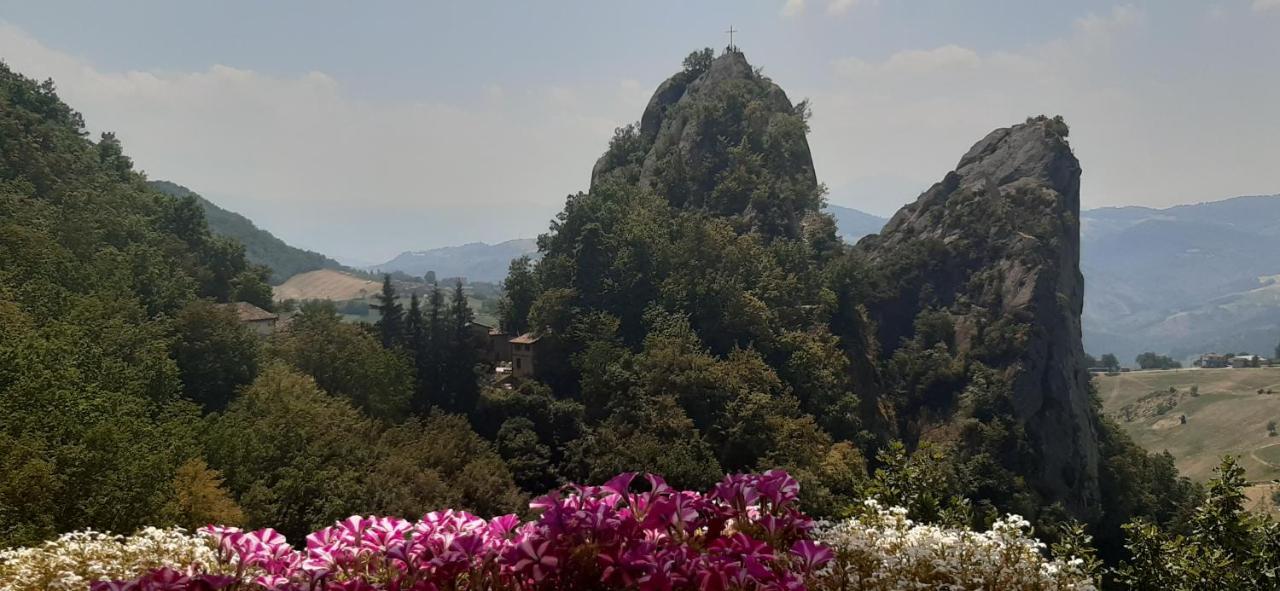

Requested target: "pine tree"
[
  {"left": 445, "top": 280, "right": 480, "bottom": 414},
  {"left": 371, "top": 274, "right": 405, "bottom": 348},
  {"left": 419, "top": 283, "right": 447, "bottom": 409},
  {"left": 404, "top": 293, "right": 430, "bottom": 413}
]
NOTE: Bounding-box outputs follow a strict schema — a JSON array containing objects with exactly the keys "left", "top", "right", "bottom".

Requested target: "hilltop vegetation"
[
  {"left": 149, "top": 180, "right": 345, "bottom": 284},
  {"left": 0, "top": 62, "right": 522, "bottom": 546}
]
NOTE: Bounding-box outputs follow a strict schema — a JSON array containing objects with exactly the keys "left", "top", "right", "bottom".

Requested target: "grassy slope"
[{"left": 1097, "top": 367, "right": 1280, "bottom": 482}]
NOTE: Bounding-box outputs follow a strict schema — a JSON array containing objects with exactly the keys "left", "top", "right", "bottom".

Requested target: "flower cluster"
[
  {"left": 0, "top": 528, "right": 221, "bottom": 591},
  {"left": 84, "top": 470, "right": 830, "bottom": 591},
  {"left": 811, "top": 500, "right": 1096, "bottom": 590}
]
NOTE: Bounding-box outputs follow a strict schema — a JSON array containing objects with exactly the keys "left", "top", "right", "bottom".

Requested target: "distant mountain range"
[
  {"left": 827, "top": 204, "right": 888, "bottom": 241},
  {"left": 149, "top": 181, "right": 345, "bottom": 283},
  {"left": 1080, "top": 195, "right": 1280, "bottom": 362},
  {"left": 369, "top": 239, "right": 540, "bottom": 283}
]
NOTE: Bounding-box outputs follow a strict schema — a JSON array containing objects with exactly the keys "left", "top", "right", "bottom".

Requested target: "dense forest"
[{"left": 3, "top": 49, "right": 1280, "bottom": 589}]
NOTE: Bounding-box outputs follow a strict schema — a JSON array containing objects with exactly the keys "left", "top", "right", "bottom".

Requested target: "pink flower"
[
  {"left": 790, "top": 539, "right": 834, "bottom": 571},
  {"left": 505, "top": 536, "right": 560, "bottom": 581}
]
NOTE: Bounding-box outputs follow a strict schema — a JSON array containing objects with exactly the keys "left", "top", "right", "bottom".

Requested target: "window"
[{"left": 516, "top": 358, "right": 522, "bottom": 370}]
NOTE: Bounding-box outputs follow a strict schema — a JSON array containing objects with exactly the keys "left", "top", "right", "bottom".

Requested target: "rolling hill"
[
  {"left": 1096, "top": 367, "right": 1280, "bottom": 482},
  {"left": 149, "top": 180, "right": 345, "bottom": 283},
  {"left": 1081, "top": 194, "right": 1280, "bottom": 362},
  {"left": 369, "top": 239, "right": 539, "bottom": 282}
]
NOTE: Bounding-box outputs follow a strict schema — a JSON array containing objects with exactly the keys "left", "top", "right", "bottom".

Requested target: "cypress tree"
[
  {"left": 446, "top": 280, "right": 480, "bottom": 414},
  {"left": 421, "top": 282, "right": 446, "bottom": 408},
  {"left": 370, "top": 274, "right": 404, "bottom": 348},
  {"left": 404, "top": 293, "right": 430, "bottom": 413}
]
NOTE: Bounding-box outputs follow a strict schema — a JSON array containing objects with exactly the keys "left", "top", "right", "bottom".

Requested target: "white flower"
[
  {"left": 0, "top": 528, "right": 222, "bottom": 591},
  {"left": 813, "top": 505, "right": 1098, "bottom": 590}
]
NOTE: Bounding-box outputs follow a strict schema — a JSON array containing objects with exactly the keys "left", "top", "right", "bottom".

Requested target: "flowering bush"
[
  {"left": 1, "top": 475, "right": 1100, "bottom": 591},
  {"left": 0, "top": 528, "right": 221, "bottom": 591},
  {"left": 811, "top": 500, "right": 1096, "bottom": 590},
  {"left": 79, "top": 470, "right": 828, "bottom": 591}
]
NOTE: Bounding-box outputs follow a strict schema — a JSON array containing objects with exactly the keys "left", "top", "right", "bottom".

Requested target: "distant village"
[{"left": 1088, "top": 351, "right": 1273, "bottom": 374}]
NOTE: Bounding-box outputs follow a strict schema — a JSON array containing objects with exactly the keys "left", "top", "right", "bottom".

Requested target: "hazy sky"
[{"left": 1, "top": 1, "right": 1277, "bottom": 262}]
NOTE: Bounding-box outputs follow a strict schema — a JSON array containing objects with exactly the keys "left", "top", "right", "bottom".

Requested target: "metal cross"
[{"left": 726, "top": 26, "right": 738, "bottom": 48}]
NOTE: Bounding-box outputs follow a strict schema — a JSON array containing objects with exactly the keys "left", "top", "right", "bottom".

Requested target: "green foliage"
[
  {"left": 149, "top": 180, "right": 343, "bottom": 284},
  {"left": 399, "top": 282, "right": 489, "bottom": 415},
  {"left": 1113, "top": 456, "right": 1280, "bottom": 590},
  {"left": 1136, "top": 351, "right": 1182, "bottom": 370},
  {"left": 0, "top": 62, "right": 275, "bottom": 545},
  {"left": 204, "top": 364, "right": 522, "bottom": 540},
  {"left": 681, "top": 48, "right": 715, "bottom": 76},
  {"left": 171, "top": 300, "right": 261, "bottom": 412},
  {"left": 498, "top": 255, "right": 537, "bottom": 335},
  {"left": 371, "top": 275, "right": 405, "bottom": 348},
  {"left": 862, "top": 441, "right": 969, "bottom": 526},
  {"left": 1101, "top": 353, "right": 1121, "bottom": 371},
  {"left": 267, "top": 302, "right": 413, "bottom": 422}
]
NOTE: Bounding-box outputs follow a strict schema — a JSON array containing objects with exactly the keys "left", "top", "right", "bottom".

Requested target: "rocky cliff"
[
  {"left": 591, "top": 49, "right": 822, "bottom": 239},
  {"left": 859, "top": 116, "right": 1100, "bottom": 516}
]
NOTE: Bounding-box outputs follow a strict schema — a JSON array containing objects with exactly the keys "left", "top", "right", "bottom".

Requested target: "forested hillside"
[
  {"left": 149, "top": 180, "right": 345, "bottom": 284},
  {"left": 0, "top": 63, "right": 521, "bottom": 546}
]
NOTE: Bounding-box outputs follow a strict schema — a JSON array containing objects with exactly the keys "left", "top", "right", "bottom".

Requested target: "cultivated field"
[
  {"left": 1096, "top": 367, "right": 1280, "bottom": 485},
  {"left": 273, "top": 269, "right": 381, "bottom": 301}
]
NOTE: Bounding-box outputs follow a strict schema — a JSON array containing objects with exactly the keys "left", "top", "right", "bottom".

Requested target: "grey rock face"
[{"left": 862, "top": 116, "right": 1100, "bottom": 517}]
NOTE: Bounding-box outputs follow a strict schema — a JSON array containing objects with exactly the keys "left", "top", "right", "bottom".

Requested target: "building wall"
[
  {"left": 512, "top": 342, "right": 536, "bottom": 377},
  {"left": 488, "top": 333, "right": 512, "bottom": 363},
  {"left": 247, "top": 319, "right": 276, "bottom": 337}
]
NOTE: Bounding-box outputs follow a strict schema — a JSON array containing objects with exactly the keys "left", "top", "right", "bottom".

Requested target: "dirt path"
[{"left": 1251, "top": 442, "right": 1280, "bottom": 470}]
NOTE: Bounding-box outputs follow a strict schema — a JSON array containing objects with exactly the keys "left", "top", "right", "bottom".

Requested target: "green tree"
[
  {"left": 1101, "top": 353, "right": 1121, "bottom": 371},
  {"left": 496, "top": 417, "right": 558, "bottom": 493},
  {"left": 171, "top": 299, "right": 261, "bottom": 412},
  {"left": 268, "top": 302, "right": 412, "bottom": 422},
  {"left": 1136, "top": 352, "right": 1181, "bottom": 370},
  {"left": 371, "top": 274, "right": 404, "bottom": 349},
  {"left": 498, "top": 256, "right": 536, "bottom": 335},
  {"left": 1114, "top": 456, "right": 1280, "bottom": 590},
  {"left": 205, "top": 364, "right": 523, "bottom": 540},
  {"left": 444, "top": 280, "right": 481, "bottom": 413}
]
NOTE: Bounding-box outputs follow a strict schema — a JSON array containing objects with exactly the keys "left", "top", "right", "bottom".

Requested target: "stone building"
[{"left": 510, "top": 333, "right": 541, "bottom": 378}]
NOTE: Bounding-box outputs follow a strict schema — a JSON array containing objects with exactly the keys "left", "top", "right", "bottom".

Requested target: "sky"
[{"left": 0, "top": 1, "right": 1277, "bottom": 263}]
